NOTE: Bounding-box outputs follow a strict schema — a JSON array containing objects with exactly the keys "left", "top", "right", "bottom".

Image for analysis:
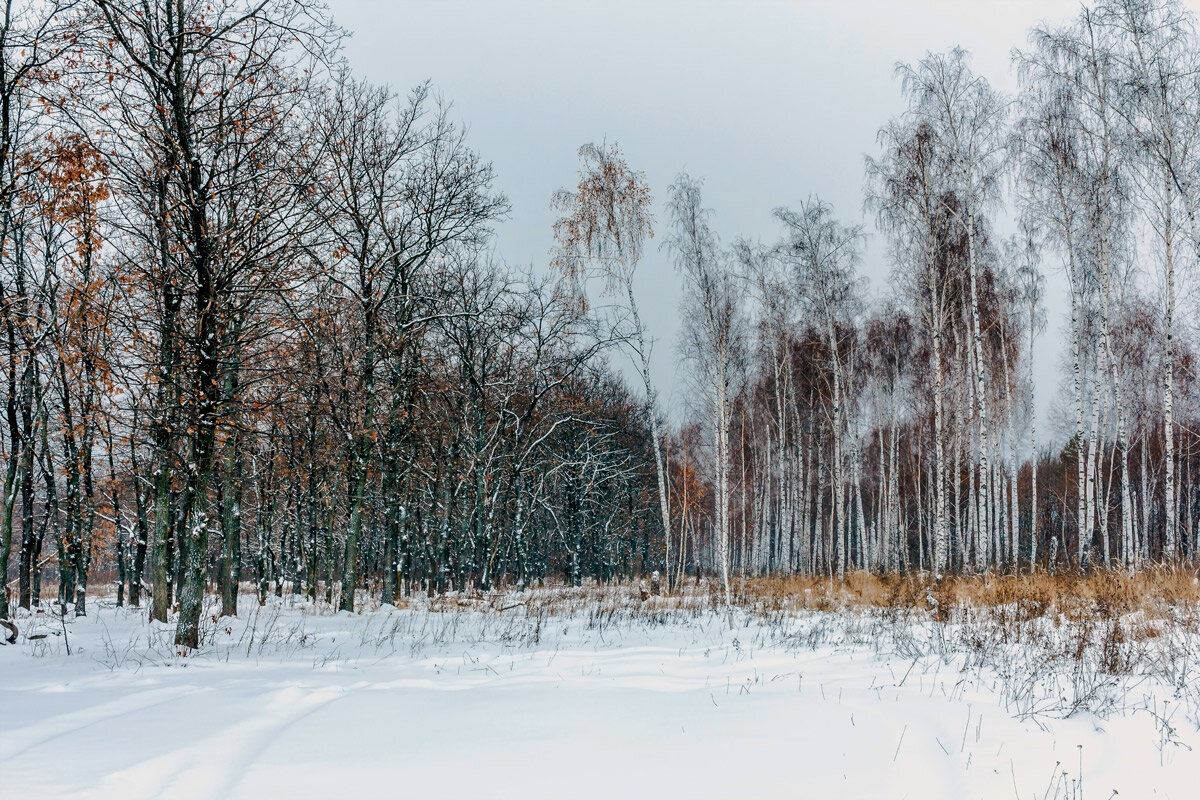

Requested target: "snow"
[{"left": 2, "top": 590, "right": 1198, "bottom": 799}]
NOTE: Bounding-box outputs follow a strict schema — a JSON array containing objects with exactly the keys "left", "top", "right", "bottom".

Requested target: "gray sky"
[{"left": 327, "top": 0, "right": 1148, "bottom": 430}]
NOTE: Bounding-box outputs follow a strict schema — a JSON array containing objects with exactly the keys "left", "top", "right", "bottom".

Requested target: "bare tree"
[
  {"left": 867, "top": 120, "right": 955, "bottom": 576},
  {"left": 666, "top": 172, "right": 743, "bottom": 609},
  {"left": 93, "top": 0, "right": 339, "bottom": 644},
  {"left": 1010, "top": 221, "right": 1046, "bottom": 568},
  {"left": 896, "top": 48, "right": 1009, "bottom": 570},
  {"left": 0, "top": 0, "right": 81, "bottom": 619},
  {"left": 774, "top": 199, "right": 865, "bottom": 581},
  {"left": 1101, "top": 0, "right": 1200, "bottom": 561},
  {"left": 552, "top": 142, "right": 674, "bottom": 589},
  {"left": 301, "top": 73, "right": 505, "bottom": 610},
  {"left": 1018, "top": 6, "right": 1135, "bottom": 568}
]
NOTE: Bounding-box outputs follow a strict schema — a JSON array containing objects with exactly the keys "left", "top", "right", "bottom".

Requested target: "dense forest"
[{"left": 2, "top": 0, "right": 1200, "bottom": 649}]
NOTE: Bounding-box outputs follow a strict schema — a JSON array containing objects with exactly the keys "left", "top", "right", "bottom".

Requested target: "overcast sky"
[{"left": 326, "top": 0, "right": 1171, "bottom": 434}]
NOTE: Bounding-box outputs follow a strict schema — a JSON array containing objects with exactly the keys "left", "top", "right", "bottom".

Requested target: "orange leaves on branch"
[
  {"left": 551, "top": 141, "right": 654, "bottom": 298},
  {"left": 36, "top": 133, "right": 111, "bottom": 243}
]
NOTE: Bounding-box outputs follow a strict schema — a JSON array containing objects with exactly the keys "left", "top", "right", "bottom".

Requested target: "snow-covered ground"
[{"left": 3, "top": 589, "right": 1198, "bottom": 799}]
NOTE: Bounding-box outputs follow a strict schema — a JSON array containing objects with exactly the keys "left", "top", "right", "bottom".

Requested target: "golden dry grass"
[
  {"left": 737, "top": 567, "right": 1200, "bottom": 620},
  {"left": 41, "top": 567, "right": 1200, "bottom": 634},
  {"left": 373, "top": 567, "right": 1200, "bottom": 635}
]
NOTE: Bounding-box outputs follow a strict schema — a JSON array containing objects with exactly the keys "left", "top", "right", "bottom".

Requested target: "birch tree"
[
  {"left": 896, "top": 48, "right": 1008, "bottom": 570},
  {"left": 1018, "top": 7, "right": 1135, "bottom": 567},
  {"left": 1010, "top": 222, "right": 1046, "bottom": 568},
  {"left": 1101, "top": 0, "right": 1200, "bottom": 560},
  {"left": 774, "top": 199, "right": 865, "bottom": 581},
  {"left": 867, "top": 120, "right": 955, "bottom": 575},
  {"left": 666, "top": 172, "right": 743, "bottom": 609}
]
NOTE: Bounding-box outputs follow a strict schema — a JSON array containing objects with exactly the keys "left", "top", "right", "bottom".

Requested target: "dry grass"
[
  {"left": 32, "top": 567, "right": 1200, "bottom": 630},
  {"left": 737, "top": 567, "right": 1200, "bottom": 621},
  {"left": 336, "top": 568, "right": 1200, "bottom": 631}
]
